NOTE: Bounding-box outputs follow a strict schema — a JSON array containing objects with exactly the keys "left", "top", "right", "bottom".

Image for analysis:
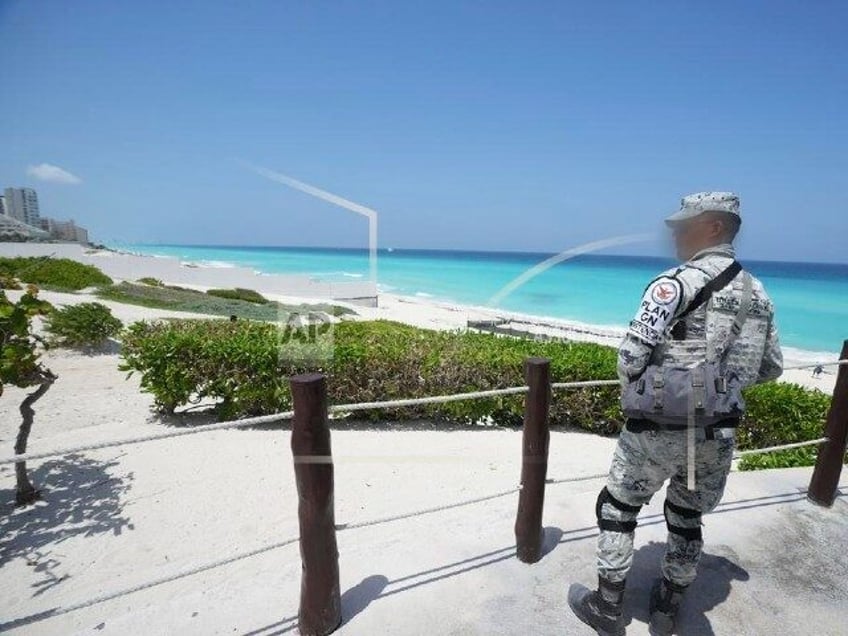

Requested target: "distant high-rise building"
[
  {"left": 40, "top": 217, "right": 90, "bottom": 244},
  {"left": 4, "top": 187, "right": 41, "bottom": 226},
  {"left": 0, "top": 195, "right": 6, "bottom": 216}
]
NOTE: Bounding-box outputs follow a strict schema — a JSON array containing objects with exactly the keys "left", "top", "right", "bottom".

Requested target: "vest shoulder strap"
[{"left": 676, "top": 260, "right": 742, "bottom": 322}]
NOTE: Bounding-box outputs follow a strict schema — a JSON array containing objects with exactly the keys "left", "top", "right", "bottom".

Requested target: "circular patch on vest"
[{"left": 650, "top": 281, "right": 679, "bottom": 305}]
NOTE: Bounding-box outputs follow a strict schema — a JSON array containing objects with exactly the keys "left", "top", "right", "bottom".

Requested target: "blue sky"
[{"left": 1, "top": 1, "right": 846, "bottom": 262}]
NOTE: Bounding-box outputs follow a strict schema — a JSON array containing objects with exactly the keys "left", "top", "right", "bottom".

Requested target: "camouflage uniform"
[
  {"left": 598, "top": 193, "right": 783, "bottom": 588},
  {"left": 598, "top": 426, "right": 735, "bottom": 585}
]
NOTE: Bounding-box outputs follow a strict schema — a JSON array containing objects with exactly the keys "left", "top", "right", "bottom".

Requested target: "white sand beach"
[{"left": 0, "top": 243, "right": 378, "bottom": 304}]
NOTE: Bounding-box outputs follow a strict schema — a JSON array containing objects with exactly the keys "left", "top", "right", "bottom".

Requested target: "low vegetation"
[
  {"left": 207, "top": 287, "right": 269, "bottom": 304},
  {"left": 121, "top": 318, "right": 619, "bottom": 424},
  {"left": 44, "top": 302, "right": 124, "bottom": 348},
  {"left": 120, "top": 318, "right": 840, "bottom": 471},
  {"left": 6, "top": 257, "right": 826, "bottom": 472},
  {"left": 736, "top": 382, "right": 833, "bottom": 470},
  {"left": 97, "top": 282, "right": 354, "bottom": 321},
  {"left": 0, "top": 274, "right": 22, "bottom": 290},
  {"left": 0, "top": 256, "right": 112, "bottom": 291},
  {"left": 0, "top": 286, "right": 56, "bottom": 505}
]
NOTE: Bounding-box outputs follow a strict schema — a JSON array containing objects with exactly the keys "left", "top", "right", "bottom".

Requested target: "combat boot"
[
  {"left": 567, "top": 576, "right": 625, "bottom": 636},
  {"left": 648, "top": 577, "right": 688, "bottom": 635}
]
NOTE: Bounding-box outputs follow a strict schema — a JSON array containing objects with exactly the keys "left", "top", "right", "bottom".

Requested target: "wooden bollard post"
[
  {"left": 290, "top": 373, "right": 342, "bottom": 635},
  {"left": 515, "top": 357, "right": 551, "bottom": 563},
  {"left": 808, "top": 340, "right": 848, "bottom": 507}
]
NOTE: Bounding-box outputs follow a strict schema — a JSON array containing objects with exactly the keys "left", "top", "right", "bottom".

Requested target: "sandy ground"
[
  {"left": 1, "top": 347, "right": 846, "bottom": 635},
  {"left": 1, "top": 244, "right": 845, "bottom": 633},
  {"left": 0, "top": 243, "right": 376, "bottom": 302}
]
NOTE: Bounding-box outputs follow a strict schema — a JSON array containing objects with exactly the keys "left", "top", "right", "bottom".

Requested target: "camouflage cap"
[{"left": 665, "top": 191, "right": 740, "bottom": 225}]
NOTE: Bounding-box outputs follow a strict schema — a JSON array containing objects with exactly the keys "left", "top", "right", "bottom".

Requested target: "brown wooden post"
[
  {"left": 808, "top": 340, "right": 848, "bottom": 507},
  {"left": 290, "top": 373, "right": 342, "bottom": 635},
  {"left": 515, "top": 357, "right": 551, "bottom": 563}
]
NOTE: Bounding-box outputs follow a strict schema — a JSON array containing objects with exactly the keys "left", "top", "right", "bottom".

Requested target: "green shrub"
[
  {"left": 121, "top": 319, "right": 620, "bottom": 426},
  {"left": 119, "top": 317, "right": 840, "bottom": 472},
  {"left": 1, "top": 286, "right": 53, "bottom": 392},
  {"left": 45, "top": 302, "right": 124, "bottom": 347},
  {"left": 0, "top": 256, "right": 112, "bottom": 291},
  {"left": 99, "top": 282, "right": 281, "bottom": 320},
  {"left": 206, "top": 288, "right": 269, "bottom": 304},
  {"left": 1, "top": 287, "right": 56, "bottom": 504},
  {"left": 737, "top": 382, "right": 834, "bottom": 470},
  {"left": 0, "top": 274, "right": 22, "bottom": 290},
  {"left": 98, "top": 282, "right": 354, "bottom": 321},
  {"left": 137, "top": 277, "right": 163, "bottom": 286}
]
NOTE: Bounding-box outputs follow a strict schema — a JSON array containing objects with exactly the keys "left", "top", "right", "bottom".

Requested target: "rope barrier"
[
  {"left": 546, "top": 472, "right": 609, "bottom": 485},
  {"left": 329, "top": 386, "right": 529, "bottom": 413},
  {"left": 733, "top": 437, "right": 828, "bottom": 458},
  {"left": 542, "top": 438, "right": 831, "bottom": 487},
  {"left": 328, "top": 378, "right": 619, "bottom": 414},
  {"left": 295, "top": 454, "right": 514, "bottom": 465},
  {"left": 0, "top": 410, "right": 294, "bottom": 466},
  {"left": 1, "top": 360, "right": 839, "bottom": 466},
  {"left": 2, "top": 419, "right": 832, "bottom": 469},
  {"left": 285, "top": 436, "right": 832, "bottom": 466},
  {"left": 551, "top": 379, "right": 620, "bottom": 389},
  {"left": 781, "top": 358, "right": 848, "bottom": 372}
]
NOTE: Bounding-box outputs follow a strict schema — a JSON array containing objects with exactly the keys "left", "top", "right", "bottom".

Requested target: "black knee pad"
[
  {"left": 596, "top": 487, "right": 641, "bottom": 533},
  {"left": 664, "top": 499, "right": 702, "bottom": 541}
]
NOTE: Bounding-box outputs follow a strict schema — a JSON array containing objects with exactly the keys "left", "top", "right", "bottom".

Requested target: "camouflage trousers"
[{"left": 596, "top": 425, "right": 735, "bottom": 586}]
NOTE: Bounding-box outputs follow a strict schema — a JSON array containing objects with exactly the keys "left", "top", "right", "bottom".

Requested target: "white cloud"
[{"left": 26, "top": 163, "right": 82, "bottom": 185}]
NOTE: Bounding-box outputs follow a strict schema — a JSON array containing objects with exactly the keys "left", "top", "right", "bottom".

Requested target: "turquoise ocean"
[{"left": 125, "top": 244, "right": 848, "bottom": 355}]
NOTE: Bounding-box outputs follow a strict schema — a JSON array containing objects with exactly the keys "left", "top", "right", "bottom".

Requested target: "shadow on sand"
[
  {"left": 626, "top": 541, "right": 749, "bottom": 635},
  {"left": 340, "top": 574, "right": 390, "bottom": 626},
  {"left": 66, "top": 338, "right": 124, "bottom": 357},
  {"left": 2, "top": 485, "right": 824, "bottom": 633},
  {"left": 0, "top": 454, "right": 134, "bottom": 596},
  {"left": 241, "top": 575, "right": 389, "bottom": 636}
]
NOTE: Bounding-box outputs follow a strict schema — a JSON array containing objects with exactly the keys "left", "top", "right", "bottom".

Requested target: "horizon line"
[{"left": 119, "top": 241, "right": 848, "bottom": 268}]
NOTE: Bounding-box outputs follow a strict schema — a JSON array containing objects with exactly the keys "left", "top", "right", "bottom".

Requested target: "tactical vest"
[{"left": 621, "top": 261, "right": 753, "bottom": 427}]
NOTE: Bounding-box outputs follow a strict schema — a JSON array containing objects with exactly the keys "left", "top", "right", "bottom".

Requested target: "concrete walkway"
[
  {"left": 1, "top": 424, "right": 845, "bottom": 635},
  {"left": 324, "top": 465, "right": 848, "bottom": 636}
]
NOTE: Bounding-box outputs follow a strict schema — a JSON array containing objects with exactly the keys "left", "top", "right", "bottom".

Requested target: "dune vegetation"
[
  {"left": 97, "top": 281, "right": 354, "bottom": 320},
  {"left": 120, "top": 318, "right": 836, "bottom": 471},
  {"left": 44, "top": 301, "right": 124, "bottom": 348},
  {"left": 1, "top": 258, "right": 836, "bottom": 472},
  {"left": 0, "top": 256, "right": 112, "bottom": 291},
  {"left": 206, "top": 287, "right": 269, "bottom": 304}
]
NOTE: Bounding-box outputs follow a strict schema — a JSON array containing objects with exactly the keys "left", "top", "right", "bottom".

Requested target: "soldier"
[{"left": 568, "top": 192, "right": 783, "bottom": 635}]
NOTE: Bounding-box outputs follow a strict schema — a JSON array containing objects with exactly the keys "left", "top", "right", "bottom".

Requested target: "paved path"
[{"left": 2, "top": 422, "right": 845, "bottom": 635}]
